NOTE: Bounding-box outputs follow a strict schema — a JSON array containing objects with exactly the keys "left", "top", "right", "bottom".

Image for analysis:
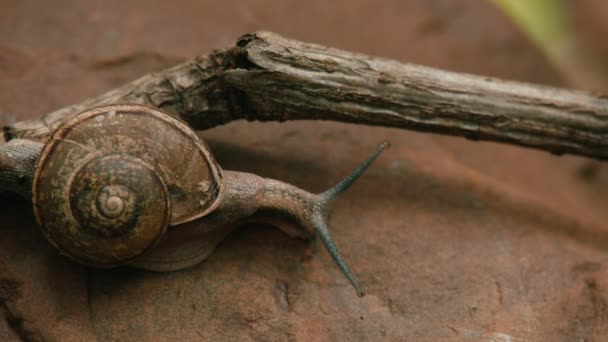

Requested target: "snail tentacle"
[
  {"left": 321, "top": 141, "right": 389, "bottom": 203},
  {"left": 257, "top": 142, "right": 389, "bottom": 296},
  {"left": 315, "top": 141, "right": 388, "bottom": 297}
]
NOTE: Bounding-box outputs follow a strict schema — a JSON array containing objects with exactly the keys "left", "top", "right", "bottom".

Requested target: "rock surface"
[{"left": 1, "top": 1, "right": 608, "bottom": 341}]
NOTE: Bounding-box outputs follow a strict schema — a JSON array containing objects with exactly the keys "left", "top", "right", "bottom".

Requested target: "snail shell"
[{"left": 32, "top": 104, "right": 224, "bottom": 267}]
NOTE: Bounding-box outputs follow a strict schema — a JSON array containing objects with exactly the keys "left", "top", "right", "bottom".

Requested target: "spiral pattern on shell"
[
  {"left": 32, "top": 104, "right": 224, "bottom": 267},
  {"left": 69, "top": 155, "right": 165, "bottom": 238}
]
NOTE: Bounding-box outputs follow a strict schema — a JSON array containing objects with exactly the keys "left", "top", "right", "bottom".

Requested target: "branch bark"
[{"left": 4, "top": 31, "right": 608, "bottom": 159}]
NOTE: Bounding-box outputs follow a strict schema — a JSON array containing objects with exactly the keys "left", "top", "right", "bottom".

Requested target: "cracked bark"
[{"left": 3, "top": 31, "right": 608, "bottom": 160}]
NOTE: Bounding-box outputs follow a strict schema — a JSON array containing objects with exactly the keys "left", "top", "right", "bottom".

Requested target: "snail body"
[{"left": 0, "top": 104, "right": 388, "bottom": 297}]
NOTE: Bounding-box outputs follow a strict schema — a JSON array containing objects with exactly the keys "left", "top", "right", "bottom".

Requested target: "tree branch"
[{"left": 4, "top": 31, "right": 608, "bottom": 159}]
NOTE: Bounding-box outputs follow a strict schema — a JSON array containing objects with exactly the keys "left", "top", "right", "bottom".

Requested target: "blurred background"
[{"left": 1, "top": 1, "right": 608, "bottom": 341}]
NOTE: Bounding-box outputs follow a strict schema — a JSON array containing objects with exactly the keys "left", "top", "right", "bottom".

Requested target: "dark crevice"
[
  {"left": 0, "top": 273, "right": 41, "bottom": 342},
  {"left": 85, "top": 268, "right": 99, "bottom": 341}
]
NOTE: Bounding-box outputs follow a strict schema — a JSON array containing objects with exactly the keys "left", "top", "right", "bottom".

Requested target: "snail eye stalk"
[{"left": 314, "top": 141, "right": 389, "bottom": 297}]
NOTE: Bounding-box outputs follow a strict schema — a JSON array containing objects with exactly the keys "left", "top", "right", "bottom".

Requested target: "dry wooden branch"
[{"left": 4, "top": 31, "right": 608, "bottom": 159}]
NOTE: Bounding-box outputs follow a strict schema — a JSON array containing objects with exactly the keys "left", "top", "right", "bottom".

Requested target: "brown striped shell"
[{"left": 32, "top": 104, "right": 224, "bottom": 267}]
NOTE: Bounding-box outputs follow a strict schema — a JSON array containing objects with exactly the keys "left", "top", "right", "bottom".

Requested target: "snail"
[{"left": 0, "top": 104, "right": 388, "bottom": 297}]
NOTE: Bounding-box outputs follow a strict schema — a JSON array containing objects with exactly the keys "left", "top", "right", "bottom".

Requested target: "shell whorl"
[
  {"left": 69, "top": 154, "right": 166, "bottom": 239},
  {"left": 33, "top": 104, "right": 224, "bottom": 267}
]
